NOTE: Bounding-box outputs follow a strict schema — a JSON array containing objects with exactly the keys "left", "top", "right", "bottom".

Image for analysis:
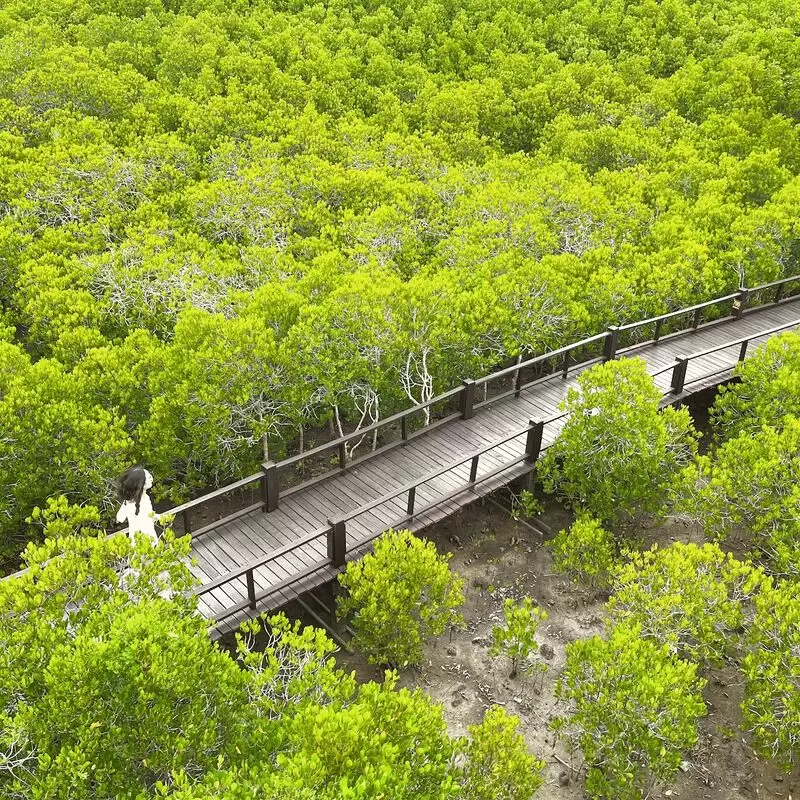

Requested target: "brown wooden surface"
[{"left": 188, "top": 300, "right": 800, "bottom": 638}]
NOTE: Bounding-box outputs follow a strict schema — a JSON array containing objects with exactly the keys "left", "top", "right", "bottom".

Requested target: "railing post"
[
  {"left": 338, "top": 441, "right": 347, "bottom": 469},
  {"left": 739, "top": 340, "right": 749, "bottom": 362},
  {"left": 514, "top": 367, "right": 523, "bottom": 398},
  {"left": 469, "top": 454, "right": 480, "bottom": 484},
  {"left": 525, "top": 419, "right": 544, "bottom": 464},
  {"left": 671, "top": 357, "right": 689, "bottom": 394},
  {"left": 562, "top": 350, "right": 570, "bottom": 378},
  {"left": 692, "top": 307, "right": 702, "bottom": 329},
  {"left": 327, "top": 519, "right": 346, "bottom": 568},
  {"left": 182, "top": 509, "right": 191, "bottom": 535},
  {"left": 401, "top": 415, "right": 409, "bottom": 442},
  {"left": 603, "top": 326, "right": 620, "bottom": 361},
  {"left": 246, "top": 569, "right": 257, "bottom": 610},
  {"left": 774, "top": 283, "right": 784, "bottom": 304},
  {"left": 654, "top": 319, "right": 663, "bottom": 342},
  {"left": 261, "top": 461, "right": 279, "bottom": 512},
  {"left": 732, "top": 288, "right": 749, "bottom": 319},
  {"left": 460, "top": 378, "right": 476, "bottom": 420},
  {"left": 406, "top": 486, "right": 416, "bottom": 517}
]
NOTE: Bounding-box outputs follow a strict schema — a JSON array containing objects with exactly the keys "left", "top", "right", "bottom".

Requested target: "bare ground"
[{"left": 333, "top": 498, "right": 800, "bottom": 800}]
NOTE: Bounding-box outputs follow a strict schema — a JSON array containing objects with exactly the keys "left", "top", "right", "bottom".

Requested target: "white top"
[{"left": 116, "top": 490, "right": 158, "bottom": 544}]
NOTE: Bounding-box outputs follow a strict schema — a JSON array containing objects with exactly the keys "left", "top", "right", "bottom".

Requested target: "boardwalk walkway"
[{"left": 184, "top": 284, "right": 800, "bottom": 637}]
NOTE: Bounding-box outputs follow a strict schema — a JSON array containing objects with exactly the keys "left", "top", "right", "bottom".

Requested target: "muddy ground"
[{"left": 332, "top": 497, "right": 799, "bottom": 800}]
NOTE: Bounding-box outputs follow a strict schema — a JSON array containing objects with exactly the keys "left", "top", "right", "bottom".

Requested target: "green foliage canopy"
[
  {"left": 489, "top": 596, "right": 548, "bottom": 679},
  {"left": 337, "top": 528, "right": 465, "bottom": 667},
  {"left": 741, "top": 578, "right": 800, "bottom": 771},
  {"left": 539, "top": 359, "right": 698, "bottom": 525},
  {"left": 607, "top": 542, "right": 764, "bottom": 666},
  {"left": 556, "top": 623, "right": 707, "bottom": 800},
  {"left": 679, "top": 417, "right": 800, "bottom": 576},
  {"left": 0, "top": 518, "right": 543, "bottom": 800},
  {"left": 712, "top": 330, "right": 800, "bottom": 441},
  {"left": 547, "top": 514, "right": 617, "bottom": 587}
]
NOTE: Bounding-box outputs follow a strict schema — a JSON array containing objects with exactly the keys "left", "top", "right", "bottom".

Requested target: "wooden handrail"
[
  {"left": 750, "top": 274, "right": 800, "bottom": 292},
  {"left": 194, "top": 526, "right": 329, "bottom": 596},
  {"left": 204, "top": 557, "right": 335, "bottom": 624},
  {"left": 616, "top": 293, "right": 739, "bottom": 333},
  {"left": 474, "top": 332, "right": 609, "bottom": 386},
  {"left": 267, "top": 273, "right": 800, "bottom": 477},
  {"left": 670, "top": 318, "right": 800, "bottom": 394},
  {"left": 166, "top": 473, "right": 263, "bottom": 517},
  {"left": 616, "top": 275, "right": 800, "bottom": 337},
  {"left": 650, "top": 363, "right": 679, "bottom": 378},
  {"left": 278, "top": 385, "right": 463, "bottom": 469},
  {"left": 349, "top": 451, "right": 533, "bottom": 552},
  {"left": 195, "top": 429, "right": 541, "bottom": 613},
  {"left": 140, "top": 272, "right": 800, "bottom": 531}
]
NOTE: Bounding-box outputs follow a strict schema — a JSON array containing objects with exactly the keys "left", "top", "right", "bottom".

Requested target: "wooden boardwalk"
[{"left": 182, "top": 284, "right": 800, "bottom": 637}]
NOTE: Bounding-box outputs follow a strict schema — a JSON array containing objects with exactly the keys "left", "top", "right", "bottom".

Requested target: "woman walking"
[{"left": 116, "top": 466, "right": 158, "bottom": 544}]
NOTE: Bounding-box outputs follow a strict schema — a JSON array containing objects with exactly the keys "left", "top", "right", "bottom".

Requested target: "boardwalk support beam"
[
  {"left": 671, "top": 357, "right": 689, "bottom": 394},
  {"left": 460, "top": 378, "right": 476, "bottom": 420},
  {"left": 328, "top": 519, "right": 347, "bottom": 568},
  {"left": 603, "top": 326, "right": 620, "bottom": 361},
  {"left": 525, "top": 419, "right": 545, "bottom": 464},
  {"left": 261, "top": 461, "right": 279, "bottom": 512}
]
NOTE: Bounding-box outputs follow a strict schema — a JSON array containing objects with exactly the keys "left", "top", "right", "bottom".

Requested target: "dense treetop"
[
  {"left": 0, "top": 528, "right": 543, "bottom": 799},
  {"left": 1, "top": 0, "right": 799, "bottom": 556}
]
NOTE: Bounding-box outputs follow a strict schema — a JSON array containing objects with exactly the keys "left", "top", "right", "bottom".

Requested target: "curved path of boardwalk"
[{"left": 178, "top": 283, "right": 800, "bottom": 637}]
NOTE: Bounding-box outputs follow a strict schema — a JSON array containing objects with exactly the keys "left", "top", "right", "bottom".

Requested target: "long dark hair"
[{"left": 118, "top": 466, "right": 147, "bottom": 516}]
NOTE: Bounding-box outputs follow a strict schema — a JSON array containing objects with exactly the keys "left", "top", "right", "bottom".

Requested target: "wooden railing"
[
  {"left": 195, "top": 306, "right": 800, "bottom": 625},
  {"left": 135, "top": 272, "right": 800, "bottom": 543}
]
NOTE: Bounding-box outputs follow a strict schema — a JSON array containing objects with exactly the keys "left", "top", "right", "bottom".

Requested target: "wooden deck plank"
[
  {"left": 347, "top": 450, "right": 468, "bottom": 520},
  {"left": 236, "top": 516, "right": 312, "bottom": 576},
  {"left": 352, "top": 435, "right": 469, "bottom": 498},
  {"left": 198, "top": 516, "right": 307, "bottom": 612},
  {"left": 190, "top": 539, "right": 247, "bottom": 606},
  {"left": 267, "top": 497, "right": 328, "bottom": 542},
  {"left": 349, "top": 454, "right": 465, "bottom": 520}
]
